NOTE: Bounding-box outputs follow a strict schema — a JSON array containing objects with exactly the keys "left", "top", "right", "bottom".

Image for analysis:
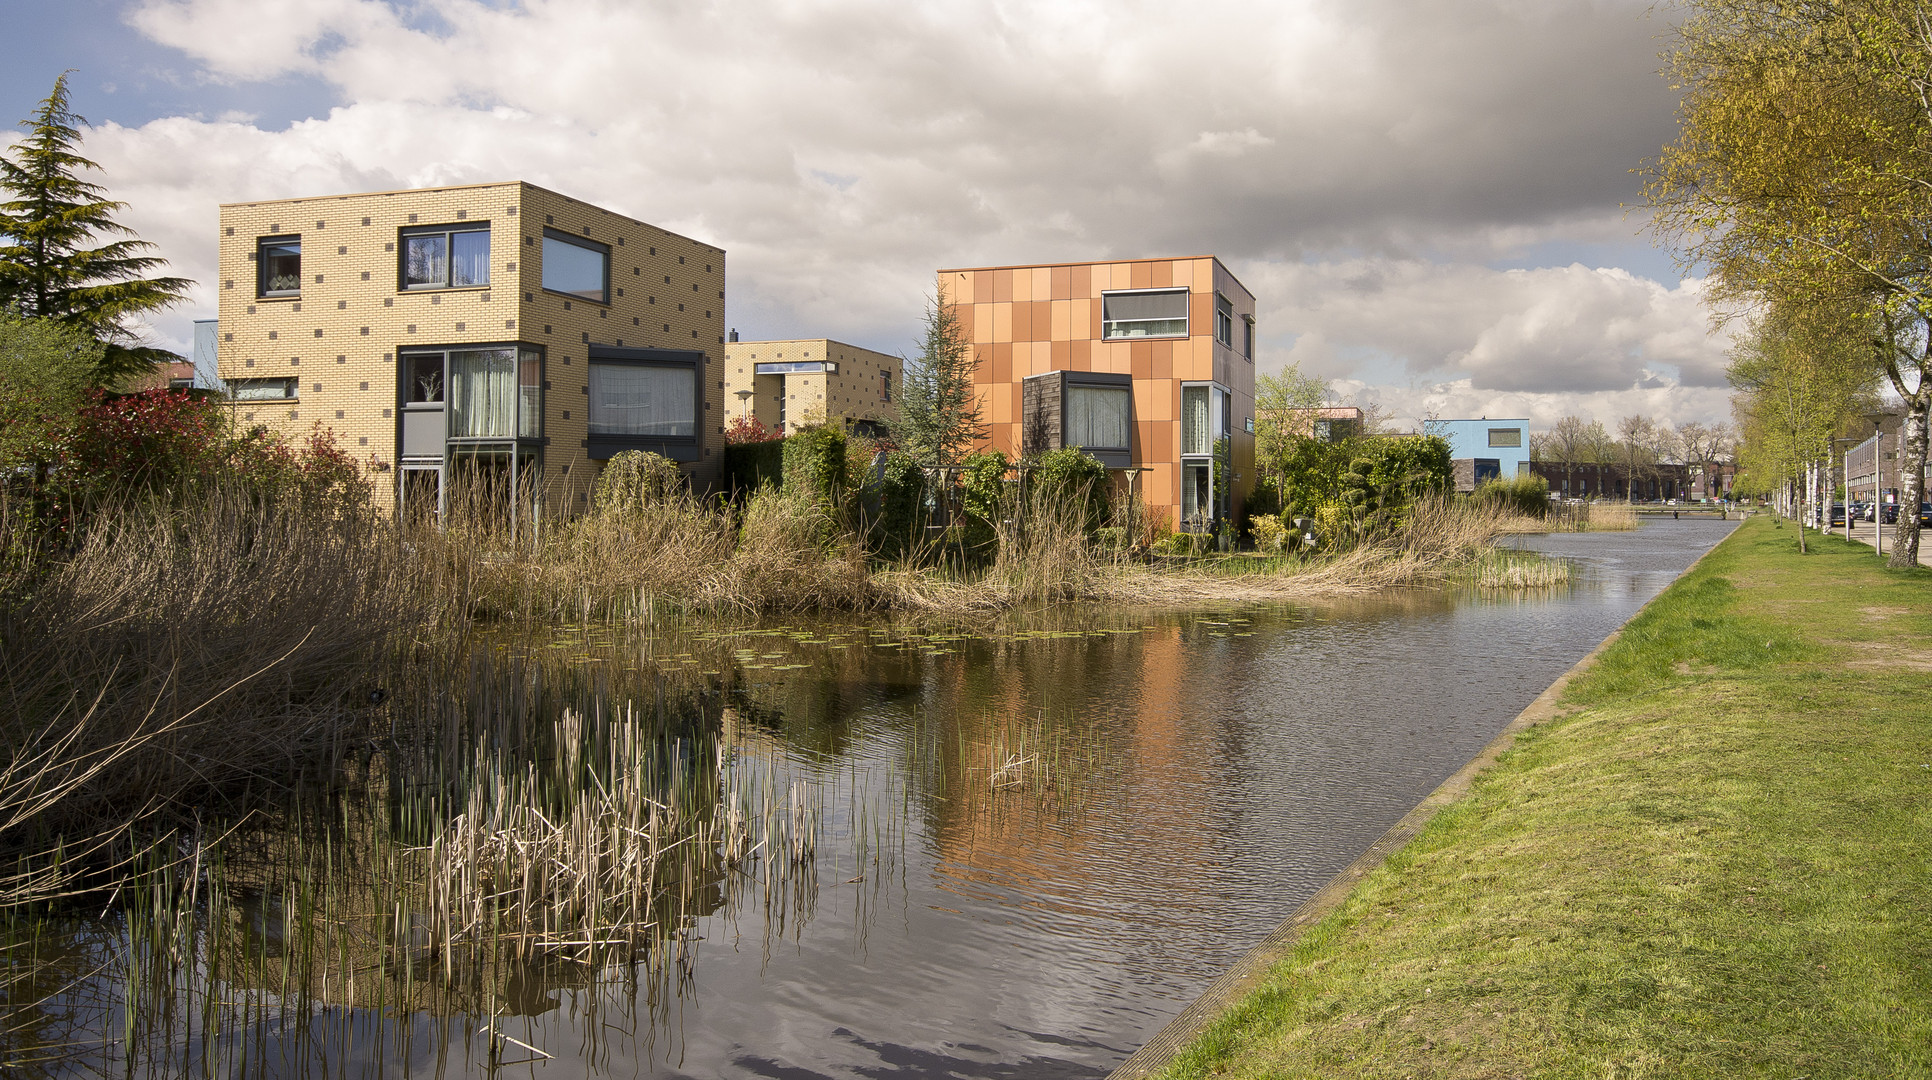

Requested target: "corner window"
[
  {"left": 258, "top": 236, "right": 301, "bottom": 297},
  {"left": 590, "top": 360, "right": 696, "bottom": 438},
  {"left": 400, "top": 346, "right": 542, "bottom": 440},
  {"left": 542, "top": 229, "right": 609, "bottom": 303},
  {"left": 1182, "top": 384, "right": 1212, "bottom": 456},
  {"left": 229, "top": 377, "right": 297, "bottom": 400},
  {"left": 1101, "top": 289, "right": 1188, "bottom": 339},
  {"left": 1067, "top": 384, "right": 1130, "bottom": 450},
  {"left": 402, "top": 223, "right": 490, "bottom": 289},
  {"left": 1215, "top": 295, "right": 1234, "bottom": 348}
]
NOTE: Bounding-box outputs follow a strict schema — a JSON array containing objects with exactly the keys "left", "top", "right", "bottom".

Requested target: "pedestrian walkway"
[{"left": 1830, "top": 519, "right": 1929, "bottom": 566}]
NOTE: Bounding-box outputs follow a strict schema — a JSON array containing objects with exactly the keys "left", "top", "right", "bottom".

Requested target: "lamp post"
[
  {"left": 1866, "top": 413, "right": 1889, "bottom": 557},
  {"left": 1831, "top": 436, "right": 1857, "bottom": 540}
]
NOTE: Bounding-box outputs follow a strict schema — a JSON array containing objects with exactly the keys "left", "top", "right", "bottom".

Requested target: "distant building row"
[{"left": 206, "top": 180, "right": 1564, "bottom": 529}]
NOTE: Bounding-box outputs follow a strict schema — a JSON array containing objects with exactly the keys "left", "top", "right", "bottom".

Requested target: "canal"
[{"left": 7, "top": 518, "right": 1735, "bottom": 1078}]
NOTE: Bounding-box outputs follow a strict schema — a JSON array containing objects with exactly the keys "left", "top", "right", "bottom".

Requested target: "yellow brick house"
[
  {"left": 215, "top": 181, "right": 727, "bottom": 515},
  {"left": 722, "top": 336, "right": 901, "bottom": 437}
]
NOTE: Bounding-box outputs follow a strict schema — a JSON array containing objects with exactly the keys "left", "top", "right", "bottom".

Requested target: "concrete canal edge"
[{"left": 1104, "top": 528, "right": 1738, "bottom": 1080}]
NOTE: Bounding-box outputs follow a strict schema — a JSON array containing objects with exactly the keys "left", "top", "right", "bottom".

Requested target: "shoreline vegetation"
[
  {"left": 1145, "top": 514, "right": 1932, "bottom": 1079},
  {"left": 0, "top": 432, "right": 1577, "bottom": 907}
]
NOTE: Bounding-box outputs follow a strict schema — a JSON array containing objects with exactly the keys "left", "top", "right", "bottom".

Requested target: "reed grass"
[{"left": 1550, "top": 500, "right": 1640, "bottom": 532}]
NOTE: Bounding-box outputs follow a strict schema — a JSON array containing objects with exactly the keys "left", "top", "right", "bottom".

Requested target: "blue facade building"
[{"left": 1435, "top": 418, "right": 1531, "bottom": 491}]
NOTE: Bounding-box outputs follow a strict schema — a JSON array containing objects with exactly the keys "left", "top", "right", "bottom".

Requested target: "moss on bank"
[{"left": 1153, "top": 516, "right": 1932, "bottom": 1079}]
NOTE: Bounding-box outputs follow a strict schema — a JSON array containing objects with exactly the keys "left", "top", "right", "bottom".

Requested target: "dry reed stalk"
[{"left": 1, "top": 484, "right": 412, "bottom": 902}]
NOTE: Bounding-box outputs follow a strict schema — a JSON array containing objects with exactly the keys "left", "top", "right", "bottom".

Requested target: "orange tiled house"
[{"left": 937, "top": 256, "right": 1257, "bottom": 531}]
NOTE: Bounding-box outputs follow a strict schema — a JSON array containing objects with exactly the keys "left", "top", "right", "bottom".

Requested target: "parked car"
[
  {"left": 1827, "top": 503, "right": 1847, "bottom": 527},
  {"left": 1882, "top": 503, "right": 1901, "bottom": 525},
  {"left": 1920, "top": 502, "right": 1932, "bottom": 527}
]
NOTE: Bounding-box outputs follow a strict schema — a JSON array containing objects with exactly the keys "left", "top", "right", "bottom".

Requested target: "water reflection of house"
[{"left": 922, "top": 626, "right": 1230, "bottom": 913}]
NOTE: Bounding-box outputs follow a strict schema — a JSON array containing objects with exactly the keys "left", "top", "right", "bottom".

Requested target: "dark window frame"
[
  {"left": 541, "top": 228, "right": 611, "bottom": 305},
  {"left": 229, "top": 376, "right": 298, "bottom": 401},
  {"left": 1215, "top": 294, "right": 1234, "bottom": 348},
  {"left": 396, "top": 340, "right": 546, "bottom": 446},
  {"left": 1242, "top": 314, "right": 1255, "bottom": 360},
  {"left": 1100, "top": 287, "right": 1190, "bottom": 340},
  {"left": 585, "top": 345, "right": 704, "bottom": 461},
  {"left": 397, "top": 221, "right": 492, "bottom": 291},
  {"left": 256, "top": 235, "right": 302, "bottom": 299}
]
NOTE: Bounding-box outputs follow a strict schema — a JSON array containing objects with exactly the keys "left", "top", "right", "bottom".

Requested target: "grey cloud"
[{"left": 86, "top": 0, "right": 1721, "bottom": 423}]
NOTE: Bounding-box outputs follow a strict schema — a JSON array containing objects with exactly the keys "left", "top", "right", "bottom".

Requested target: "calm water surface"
[
  {"left": 14, "top": 519, "right": 1736, "bottom": 1078},
  {"left": 526, "top": 519, "right": 1732, "bottom": 1078}
]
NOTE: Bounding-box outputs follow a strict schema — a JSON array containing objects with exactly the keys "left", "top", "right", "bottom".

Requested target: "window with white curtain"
[
  {"left": 447, "top": 349, "right": 517, "bottom": 438},
  {"left": 1067, "top": 385, "right": 1130, "bottom": 450},
  {"left": 1101, "top": 289, "right": 1189, "bottom": 339},
  {"left": 1182, "top": 385, "right": 1211, "bottom": 456},
  {"left": 403, "top": 224, "right": 490, "bottom": 289},
  {"left": 590, "top": 363, "right": 695, "bottom": 437}
]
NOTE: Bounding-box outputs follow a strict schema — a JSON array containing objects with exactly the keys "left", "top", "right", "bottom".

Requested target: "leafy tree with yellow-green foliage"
[{"left": 1647, "top": 0, "right": 1932, "bottom": 564}]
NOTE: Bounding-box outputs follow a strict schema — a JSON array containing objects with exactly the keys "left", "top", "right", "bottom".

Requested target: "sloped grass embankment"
[{"left": 1154, "top": 515, "right": 1932, "bottom": 1079}]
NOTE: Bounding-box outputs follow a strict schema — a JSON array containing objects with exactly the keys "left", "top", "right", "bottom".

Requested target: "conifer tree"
[
  {"left": 893, "top": 289, "right": 983, "bottom": 470},
  {"left": 0, "top": 73, "right": 191, "bottom": 385}
]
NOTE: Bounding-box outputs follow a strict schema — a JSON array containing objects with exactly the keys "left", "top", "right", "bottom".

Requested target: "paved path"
[{"left": 1829, "top": 520, "right": 1929, "bottom": 566}]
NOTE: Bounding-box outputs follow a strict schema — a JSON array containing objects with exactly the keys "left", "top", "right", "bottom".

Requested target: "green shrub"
[
  {"left": 1251, "top": 514, "right": 1289, "bottom": 554},
  {"left": 592, "top": 450, "right": 685, "bottom": 515},
  {"left": 1027, "top": 447, "right": 1109, "bottom": 532},
  {"left": 959, "top": 449, "right": 1008, "bottom": 524},
  {"left": 781, "top": 425, "right": 848, "bottom": 507},
  {"left": 872, "top": 449, "right": 927, "bottom": 558},
  {"left": 722, "top": 439, "right": 784, "bottom": 494},
  {"left": 1474, "top": 472, "right": 1552, "bottom": 518}
]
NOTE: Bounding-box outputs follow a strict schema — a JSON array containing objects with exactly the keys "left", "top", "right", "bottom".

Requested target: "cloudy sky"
[{"left": 4, "top": 0, "right": 1730, "bottom": 431}]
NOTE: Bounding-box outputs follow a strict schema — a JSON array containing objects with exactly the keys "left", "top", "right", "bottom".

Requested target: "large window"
[
  {"left": 1215, "top": 295, "right": 1234, "bottom": 347},
  {"left": 1488, "top": 427, "right": 1523, "bottom": 448},
  {"left": 257, "top": 236, "right": 301, "bottom": 297},
  {"left": 448, "top": 349, "right": 518, "bottom": 438},
  {"left": 401, "top": 346, "right": 542, "bottom": 442},
  {"left": 1067, "top": 385, "right": 1130, "bottom": 450},
  {"left": 229, "top": 377, "right": 296, "bottom": 400},
  {"left": 542, "top": 229, "right": 609, "bottom": 302},
  {"left": 590, "top": 362, "right": 696, "bottom": 437},
  {"left": 1101, "top": 289, "right": 1188, "bottom": 339},
  {"left": 402, "top": 223, "right": 490, "bottom": 289}
]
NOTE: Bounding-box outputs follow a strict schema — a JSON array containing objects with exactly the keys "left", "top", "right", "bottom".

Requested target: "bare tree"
[{"left": 1617, "top": 414, "right": 1659, "bottom": 502}]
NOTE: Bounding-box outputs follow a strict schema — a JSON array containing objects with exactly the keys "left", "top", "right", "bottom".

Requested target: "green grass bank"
[{"left": 1150, "top": 515, "right": 1932, "bottom": 1079}]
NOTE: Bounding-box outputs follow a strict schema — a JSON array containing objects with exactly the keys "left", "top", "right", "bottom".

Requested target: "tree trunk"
[{"left": 1890, "top": 399, "right": 1928, "bottom": 567}]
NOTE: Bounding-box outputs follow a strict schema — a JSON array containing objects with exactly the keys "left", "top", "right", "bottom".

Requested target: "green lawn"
[{"left": 1156, "top": 516, "right": 1932, "bottom": 1079}]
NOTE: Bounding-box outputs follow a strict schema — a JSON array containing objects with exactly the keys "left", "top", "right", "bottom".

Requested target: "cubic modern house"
[
  {"left": 722, "top": 336, "right": 900, "bottom": 436},
  {"left": 1436, "top": 418, "right": 1531, "bottom": 491},
  {"left": 937, "top": 256, "right": 1257, "bottom": 531},
  {"left": 215, "top": 181, "right": 727, "bottom": 515}
]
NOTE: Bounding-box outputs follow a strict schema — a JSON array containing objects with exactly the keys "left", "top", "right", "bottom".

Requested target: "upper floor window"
[
  {"left": 1101, "top": 288, "right": 1188, "bottom": 339},
  {"left": 881, "top": 369, "right": 892, "bottom": 402},
  {"left": 1488, "top": 427, "right": 1523, "bottom": 448},
  {"left": 402, "top": 223, "right": 490, "bottom": 289},
  {"left": 258, "top": 236, "right": 300, "bottom": 297},
  {"left": 1215, "top": 295, "right": 1234, "bottom": 348},
  {"left": 542, "top": 229, "right": 609, "bottom": 303},
  {"left": 1242, "top": 315, "right": 1254, "bottom": 360}
]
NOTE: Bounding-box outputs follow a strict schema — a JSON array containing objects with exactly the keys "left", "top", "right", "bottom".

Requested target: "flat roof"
[
  {"left": 936, "top": 254, "right": 1251, "bottom": 299},
  {"left": 218, "top": 179, "right": 721, "bottom": 253}
]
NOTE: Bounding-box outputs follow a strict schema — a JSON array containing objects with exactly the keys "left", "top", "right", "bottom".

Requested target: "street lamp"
[
  {"left": 1832, "top": 436, "right": 1859, "bottom": 541},
  {"left": 1866, "top": 412, "right": 1889, "bottom": 558}
]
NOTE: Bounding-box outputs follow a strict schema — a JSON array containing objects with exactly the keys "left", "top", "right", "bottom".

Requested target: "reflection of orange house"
[{"left": 938, "top": 257, "right": 1257, "bottom": 531}]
